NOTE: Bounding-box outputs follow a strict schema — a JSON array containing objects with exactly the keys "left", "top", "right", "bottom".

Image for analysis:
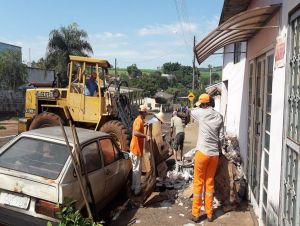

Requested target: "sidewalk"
[{"left": 111, "top": 121, "right": 257, "bottom": 226}]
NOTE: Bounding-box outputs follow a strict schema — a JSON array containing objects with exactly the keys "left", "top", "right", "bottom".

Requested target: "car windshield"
[{"left": 0, "top": 137, "right": 69, "bottom": 180}]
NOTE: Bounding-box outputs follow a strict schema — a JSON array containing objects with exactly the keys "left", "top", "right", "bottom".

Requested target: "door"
[
  {"left": 251, "top": 56, "right": 266, "bottom": 206},
  {"left": 280, "top": 11, "right": 300, "bottom": 226},
  {"left": 81, "top": 142, "right": 105, "bottom": 206},
  {"left": 247, "top": 52, "right": 274, "bottom": 223},
  {"left": 99, "top": 138, "right": 124, "bottom": 197}
]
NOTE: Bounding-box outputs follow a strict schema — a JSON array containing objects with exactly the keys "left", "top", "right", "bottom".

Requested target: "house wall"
[
  {"left": 269, "top": 1, "right": 300, "bottom": 224},
  {"left": 222, "top": 42, "right": 248, "bottom": 164},
  {"left": 246, "top": 10, "right": 282, "bottom": 225},
  {"left": 221, "top": 1, "right": 300, "bottom": 225}
]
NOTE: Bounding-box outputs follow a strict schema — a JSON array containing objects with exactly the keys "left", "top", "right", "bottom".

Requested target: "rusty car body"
[{"left": 0, "top": 127, "right": 132, "bottom": 225}]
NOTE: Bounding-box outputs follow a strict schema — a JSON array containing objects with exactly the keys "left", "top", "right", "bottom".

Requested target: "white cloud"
[
  {"left": 137, "top": 22, "right": 198, "bottom": 36},
  {"left": 0, "top": 16, "right": 222, "bottom": 69},
  {"left": 93, "top": 32, "right": 125, "bottom": 40}
]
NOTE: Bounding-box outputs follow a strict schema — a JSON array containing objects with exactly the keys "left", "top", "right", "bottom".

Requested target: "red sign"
[{"left": 275, "top": 37, "right": 286, "bottom": 68}]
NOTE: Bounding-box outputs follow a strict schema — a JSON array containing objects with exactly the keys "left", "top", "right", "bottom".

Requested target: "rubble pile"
[{"left": 215, "top": 135, "right": 247, "bottom": 211}]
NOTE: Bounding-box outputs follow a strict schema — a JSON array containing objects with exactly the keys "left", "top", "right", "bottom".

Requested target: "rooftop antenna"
[{"left": 28, "top": 48, "right": 31, "bottom": 66}]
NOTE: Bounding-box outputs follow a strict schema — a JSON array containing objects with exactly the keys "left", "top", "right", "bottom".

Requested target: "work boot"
[
  {"left": 207, "top": 214, "right": 214, "bottom": 222},
  {"left": 189, "top": 214, "right": 200, "bottom": 223}
]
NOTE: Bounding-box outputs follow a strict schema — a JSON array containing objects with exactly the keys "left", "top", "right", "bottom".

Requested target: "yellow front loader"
[{"left": 18, "top": 55, "right": 136, "bottom": 151}]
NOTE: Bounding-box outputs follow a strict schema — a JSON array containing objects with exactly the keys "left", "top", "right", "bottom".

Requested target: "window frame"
[
  {"left": 234, "top": 42, "right": 242, "bottom": 64},
  {"left": 98, "top": 137, "right": 121, "bottom": 166},
  {"left": 81, "top": 140, "right": 103, "bottom": 174}
]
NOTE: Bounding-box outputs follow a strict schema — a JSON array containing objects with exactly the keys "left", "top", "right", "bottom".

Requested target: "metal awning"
[
  {"left": 219, "top": 0, "right": 251, "bottom": 25},
  {"left": 194, "top": 4, "right": 281, "bottom": 64}
]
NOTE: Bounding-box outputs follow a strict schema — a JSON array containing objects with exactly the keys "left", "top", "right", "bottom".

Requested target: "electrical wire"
[
  {"left": 117, "top": 45, "right": 185, "bottom": 65},
  {"left": 174, "top": 0, "right": 192, "bottom": 53}
]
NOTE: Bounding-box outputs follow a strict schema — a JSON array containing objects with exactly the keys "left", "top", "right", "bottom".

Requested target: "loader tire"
[
  {"left": 29, "top": 112, "right": 63, "bottom": 130},
  {"left": 100, "top": 120, "right": 130, "bottom": 151}
]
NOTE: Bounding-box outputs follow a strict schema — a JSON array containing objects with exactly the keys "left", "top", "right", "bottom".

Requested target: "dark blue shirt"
[{"left": 85, "top": 78, "right": 98, "bottom": 96}]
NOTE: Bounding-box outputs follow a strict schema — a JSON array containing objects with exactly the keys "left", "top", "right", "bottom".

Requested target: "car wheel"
[
  {"left": 100, "top": 120, "right": 130, "bottom": 151},
  {"left": 29, "top": 112, "right": 63, "bottom": 130}
]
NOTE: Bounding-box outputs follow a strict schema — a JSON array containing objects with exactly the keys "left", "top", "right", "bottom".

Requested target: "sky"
[{"left": 0, "top": 0, "right": 224, "bottom": 69}]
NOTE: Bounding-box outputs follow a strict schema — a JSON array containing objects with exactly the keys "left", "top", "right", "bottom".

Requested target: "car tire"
[
  {"left": 100, "top": 120, "right": 130, "bottom": 151},
  {"left": 29, "top": 112, "right": 63, "bottom": 130}
]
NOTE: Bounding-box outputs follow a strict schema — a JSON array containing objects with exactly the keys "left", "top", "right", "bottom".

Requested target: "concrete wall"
[{"left": 0, "top": 91, "right": 24, "bottom": 114}]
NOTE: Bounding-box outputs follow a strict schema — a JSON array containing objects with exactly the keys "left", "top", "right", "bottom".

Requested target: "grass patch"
[{"left": 0, "top": 125, "right": 6, "bottom": 130}]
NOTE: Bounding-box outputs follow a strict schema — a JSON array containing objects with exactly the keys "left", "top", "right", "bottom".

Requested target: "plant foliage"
[
  {"left": 0, "top": 50, "right": 27, "bottom": 90},
  {"left": 46, "top": 23, "right": 93, "bottom": 86},
  {"left": 47, "top": 198, "right": 102, "bottom": 226}
]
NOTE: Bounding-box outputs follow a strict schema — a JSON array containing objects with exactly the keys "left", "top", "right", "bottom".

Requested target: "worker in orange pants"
[
  {"left": 190, "top": 93, "right": 224, "bottom": 222},
  {"left": 192, "top": 151, "right": 219, "bottom": 220}
]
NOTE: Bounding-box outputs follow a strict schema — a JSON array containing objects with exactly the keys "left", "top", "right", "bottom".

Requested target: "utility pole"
[
  {"left": 192, "top": 36, "right": 196, "bottom": 92},
  {"left": 209, "top": 64, "right": 212, "bottom": 85},
  {"left": 114, "top": 58, "right": 117, "bottom": 75}
]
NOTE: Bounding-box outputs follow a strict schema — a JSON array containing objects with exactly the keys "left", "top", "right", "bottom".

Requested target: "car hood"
[{"left": 0, "top": 168, "right": 59, "bottom": 203}]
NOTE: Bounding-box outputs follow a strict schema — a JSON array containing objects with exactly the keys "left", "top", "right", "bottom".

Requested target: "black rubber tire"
[
  {"left": 100, "top": 120, "right": 130, "bottom": 151},
  {"left": 29, "top": 112, "right": 62, "bottom": 130}
]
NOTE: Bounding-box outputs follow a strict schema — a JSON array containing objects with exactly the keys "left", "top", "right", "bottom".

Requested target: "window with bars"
[{"left": 234, "top": 42, "right": 242, "bottom": 64}]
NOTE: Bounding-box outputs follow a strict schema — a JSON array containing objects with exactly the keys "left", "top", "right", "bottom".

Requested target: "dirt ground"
[
  {"left": 107, "top": 118, "right": 257, "bottom": 226},
  {"left": 0, "top": 114, "right": 257, "bottom": 226},
  {"left": 0, "top": 119, "right": 18, "bottom": 137}
]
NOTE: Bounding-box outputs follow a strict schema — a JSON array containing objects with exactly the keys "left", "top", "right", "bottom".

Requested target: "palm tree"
[{"left": 46, "top": 23, "right": 93, "bottom": 86}]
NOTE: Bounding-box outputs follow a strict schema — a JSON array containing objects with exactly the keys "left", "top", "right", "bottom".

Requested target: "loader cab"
[{"left": 67, "top": 55, "right": 111, "bottom": 122}]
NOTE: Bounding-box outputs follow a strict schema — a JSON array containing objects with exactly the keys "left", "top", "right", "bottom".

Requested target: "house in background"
[
  {"left": 195, "top": 0, "right": 300, "bottom": 226},
  {"left": 0, "top": 42, "right": 21, "bottom": 57}
]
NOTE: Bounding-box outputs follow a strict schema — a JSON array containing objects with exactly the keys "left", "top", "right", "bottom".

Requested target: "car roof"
[{"left": 22, "top": 127, "right": 110, "bottom": 145}]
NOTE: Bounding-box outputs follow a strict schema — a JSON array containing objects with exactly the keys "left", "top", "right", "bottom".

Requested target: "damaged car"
[{"left": 0, "top": 127, "right": 132, "bottom": 226}]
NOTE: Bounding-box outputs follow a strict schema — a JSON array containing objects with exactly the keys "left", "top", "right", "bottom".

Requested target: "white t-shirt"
[{"left": 170, "top": 116, "right": 185, "bottom": 136}]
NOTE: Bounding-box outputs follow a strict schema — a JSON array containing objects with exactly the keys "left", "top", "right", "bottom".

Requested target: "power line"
[
  {"left": 174, "top": 0, "right": 191, "bottom": 53},
  {"left": 117, "top": 46, "right": 184, "bottom": 65}
]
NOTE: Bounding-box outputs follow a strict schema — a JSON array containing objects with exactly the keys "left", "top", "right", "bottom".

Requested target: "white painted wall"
[
  {"left": 220, "top": 1, "right": 300, "bottom": 225},
  {"left": 143, "top": 97, "right": 160, "bottom": 111},
  {"left": 222, "top": 42, "right": 248, "bottom": 163},
  {"left": 266, "top": 0, "right": 299, "bottom": 222}
]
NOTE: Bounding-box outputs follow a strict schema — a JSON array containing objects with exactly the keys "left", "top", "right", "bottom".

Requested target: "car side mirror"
[{"left": 120, "top": 151, "right": 130, "bottom": 160}]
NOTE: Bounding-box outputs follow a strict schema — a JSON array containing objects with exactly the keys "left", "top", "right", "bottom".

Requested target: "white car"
[{"left": 0, "top": 127, "right": 132, "bottom": 225}]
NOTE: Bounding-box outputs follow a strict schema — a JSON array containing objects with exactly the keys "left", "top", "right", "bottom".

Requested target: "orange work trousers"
[{"left": 192, "top": 151, "right": 219, "bottom": 218}]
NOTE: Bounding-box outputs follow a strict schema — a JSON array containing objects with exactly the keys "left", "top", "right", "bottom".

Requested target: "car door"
[
  {"left": 81, "top": 141, "right": 105, "bottom": 206},
  {"left": 98, "top": 138, "right": 123, "bottom": 197}
]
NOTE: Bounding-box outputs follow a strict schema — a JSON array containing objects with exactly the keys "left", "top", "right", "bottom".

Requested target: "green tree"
[
  {"left": 127, "top": 64, "right": 142, "bottom": 78},
  {"left": 32, "top": 57, "right": 48, "bottom": 69},
  {"left": 211, "top": 72, "right": 220, "bottom": 83},
  {"left": 0, "top": 50, "right": 27, "bottom": 90},
  {"left": 46, "top": 23, "right": 93, "bottom": 86},
  {"left": 162, "top": 62, "right": 181, "bottom": 74}
]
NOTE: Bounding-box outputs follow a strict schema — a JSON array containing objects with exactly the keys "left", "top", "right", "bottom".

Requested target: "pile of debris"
[
  {"left": 215, "top": 135, "right": 247, "bottom": 211},
  {"left": 156, "top": 160, "right": 194, "bottom": 192}
]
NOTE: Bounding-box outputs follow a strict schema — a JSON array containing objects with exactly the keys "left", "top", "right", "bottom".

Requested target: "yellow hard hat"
[{"left": 195, "top": 93, "right": 210, "bottom": 106}]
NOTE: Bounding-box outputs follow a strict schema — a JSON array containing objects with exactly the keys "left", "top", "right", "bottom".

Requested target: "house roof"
[
  {"left": 154, "top": 91, "right": 173, "bottom": 100},
  {"left": 219, "top": 0, "right": 251, "bottom": 25},
  {"left": 194, "top": 4, "right": 281, "bottom": 64}
]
